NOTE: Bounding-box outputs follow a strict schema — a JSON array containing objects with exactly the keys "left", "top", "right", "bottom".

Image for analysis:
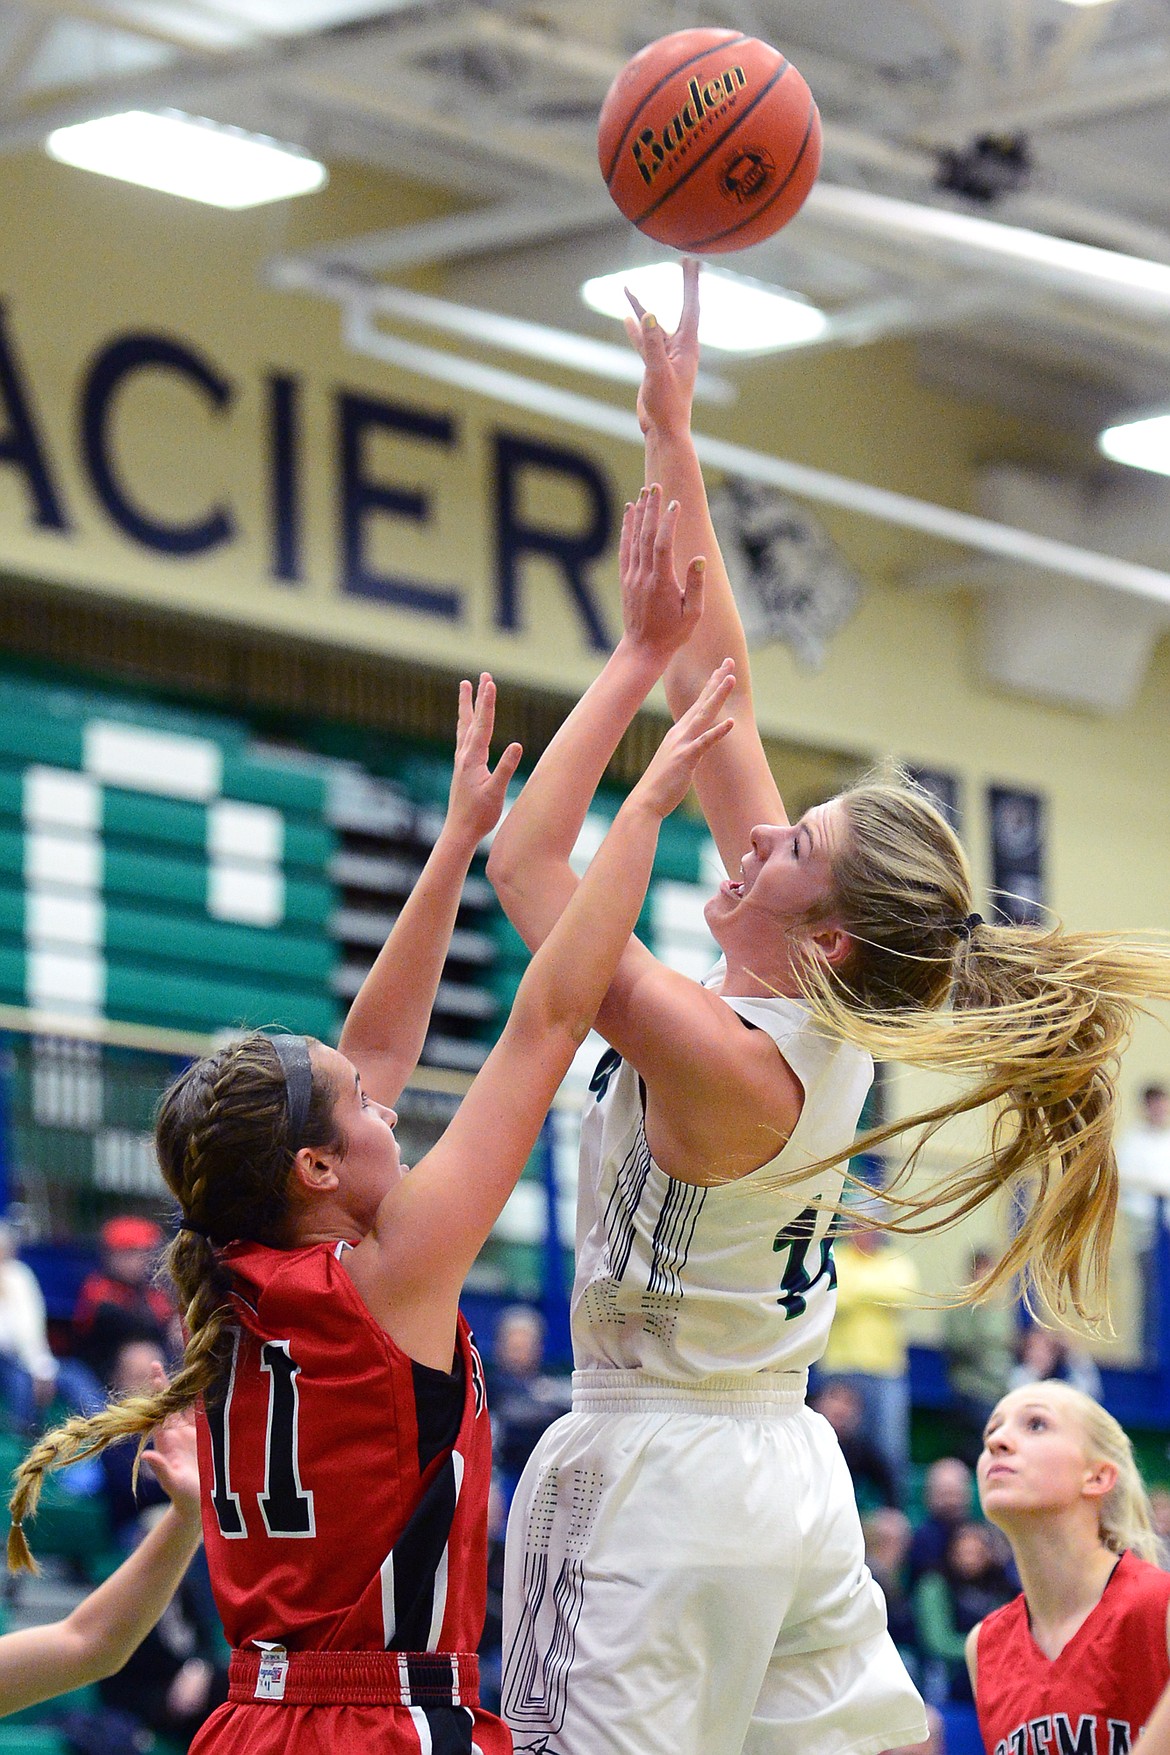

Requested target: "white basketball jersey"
[{"left": 571, "top": 974, "right": 874, "bottom": 1380}]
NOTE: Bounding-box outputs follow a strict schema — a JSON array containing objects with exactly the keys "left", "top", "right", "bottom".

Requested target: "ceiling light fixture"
[
  {"left": 581, "top": 262, "right": 827, "bottom": 354},
  {"left": 1098, "top": 414, "right": 1170, "bottom": 477},
  {"left": 46, "top": 111, "right": 328, "bottom": 209}
]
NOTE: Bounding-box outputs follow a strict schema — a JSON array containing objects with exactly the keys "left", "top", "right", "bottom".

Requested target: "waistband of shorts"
[
  {"left": 570, "top": 1366, "right": 808, "bottom": 1415},
  {"left": 227, "top": 1648, "right": 479, "bottom": 1708}
]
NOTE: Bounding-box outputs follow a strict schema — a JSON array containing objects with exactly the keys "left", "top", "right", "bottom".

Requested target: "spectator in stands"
[
  {"left": 909, "top": 1457, "right": 974, "bottom": 1586},
  {"left": 914, "top": 1522, "right": 1015, "bottom": 1705},
  {"left": 98, "top": 1337, "right": 170, "bottom": 1542},
  {"left": 0, "top": 1218, "right": 64, "bottom": 1432},
  {"left": 0, "top": 1218, "right": 101, "bottom": 1432},
  {"left": 93, "top": 1338, "right": 227, "bottom": 1749},
  {"left": 1117, "top": 1083, "right": 1170, "bottom": 1361},
  {"left": 812, "top": 1378, "right": 900, "bottom": 1509},
  {"left": 941, "top": 1247, "right": 1017, "bottom": 1464},
  {"left": 1008, "top": 1324, "right": 1102, "bottom": 1401},
  {"left": 72, "top": 1215, "right": 179, "bottom": 1387},
  {"left": 0, "top": 1367, "right": 201, "bottom": 1721},
  {"left": 864, "top": 1506, "right": 919, "bottom": 1676},
  {"left": 820, "top": 1218, "right": 920, "bottom": 1493},
  {"left": 487, "top": 1304, "right": 570, "bottom": 1502}
]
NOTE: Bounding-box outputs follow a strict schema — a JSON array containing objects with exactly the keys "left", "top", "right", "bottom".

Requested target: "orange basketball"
[{"left": 598, "top": 29, "right": 821, "bottom": 254}]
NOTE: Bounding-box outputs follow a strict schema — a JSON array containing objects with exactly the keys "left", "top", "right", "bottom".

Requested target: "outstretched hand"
[
  {"left": 632, "top": 658, "right": 736, "bottom": 820},
  {"left": 620, "top": 484, "right": 706, "bottom": 668},
  {"left": 447, "top": 674, "right": 524, "bottom": 847},
  {"left": 623, "top": 257, "right": 700, "bottom": 436}
]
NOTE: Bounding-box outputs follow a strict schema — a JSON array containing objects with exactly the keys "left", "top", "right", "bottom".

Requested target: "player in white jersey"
[
  {"left": 488, "top": 264, "right": 1169, "bottom": 1755},
  {"left": 488, "top": 485, "right": 927, "bottom": 1755}
]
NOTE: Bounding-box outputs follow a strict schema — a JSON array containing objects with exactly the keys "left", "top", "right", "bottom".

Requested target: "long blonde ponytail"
[{"left": 777, "top": 775, "right": 1170, "bottom": 1326}]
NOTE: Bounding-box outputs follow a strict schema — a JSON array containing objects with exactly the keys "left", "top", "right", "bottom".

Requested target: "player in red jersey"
[
  {"left": 7, "top": 588, "right": 737, "bottom": 1755},
  {"left": 968, "top": 1380, "right": 1170, "bottom": 1755}
]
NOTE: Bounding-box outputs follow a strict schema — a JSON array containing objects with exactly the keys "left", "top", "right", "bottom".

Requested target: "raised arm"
[
  {"left": 0, "top": 1390, "right": 201, "bottom": 1714},
  {"left": 625, "top": 259, "right": 788, "bottom": 872},
  {"left": 486, "top": 488, "right": 705, "bottom": 955},
  {"left": 486, "top": 489, "right": 801, "bottom": 1189},
  {"left": 339, "top": 675, "right": 521, "bottom": 1106},
  {"left": 346, "top": 668, "right": 736, "bottom": 1364}
]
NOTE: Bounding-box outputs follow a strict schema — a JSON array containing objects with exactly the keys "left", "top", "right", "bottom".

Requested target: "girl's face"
[
  {"left": 307, "top": 1045, "right": 404, "bottom": 1231},
  {"left": 704, "top": 796, "right": 848, "bottom": 973},
  {"left": 978, "top": 1385, "right": 1115, "bottom": 1528}
]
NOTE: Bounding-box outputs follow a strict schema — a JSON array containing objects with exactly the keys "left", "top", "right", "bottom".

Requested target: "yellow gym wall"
[{"left": 1, "top": 148, "right": 1166, "bottom": 1352}]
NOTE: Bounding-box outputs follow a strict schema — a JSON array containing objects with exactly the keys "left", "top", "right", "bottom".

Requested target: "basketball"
[{"left": 598, "top": 28, "right": 821, "bottom": 254}]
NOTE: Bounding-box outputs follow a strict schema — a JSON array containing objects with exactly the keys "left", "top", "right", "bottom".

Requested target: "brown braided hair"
[{"left": 8, "top": 1033, "right": 344, "bottom": 1572}]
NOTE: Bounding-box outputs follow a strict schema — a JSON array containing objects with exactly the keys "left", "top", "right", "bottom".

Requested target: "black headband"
[
  {"left": 955, "top": 912, "right": 984, "bottom": 941},
  {"left": 270, "top": 1033, "right": 313, "bottom": 1147}
]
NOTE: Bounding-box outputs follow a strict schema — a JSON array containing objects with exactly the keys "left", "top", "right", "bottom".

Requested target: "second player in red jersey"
[
  {"left": 970, "top": 1381, "right": 1170, "bottom": 1755},
  {"left": 200, "top": 1243, "right": 490, "bottom": 1656},
  {"left": 10, "top": 579, "right": 739, "bottom": 1754}
]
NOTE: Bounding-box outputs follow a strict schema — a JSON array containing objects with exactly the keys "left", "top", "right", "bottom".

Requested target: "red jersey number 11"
[{"left": 206, "top": 1333, "right": 317, "bottom": 1540}]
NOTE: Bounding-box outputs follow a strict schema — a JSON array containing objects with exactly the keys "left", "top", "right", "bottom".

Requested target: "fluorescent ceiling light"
[
  {"left": 581, "top": 262, "right": 827, "bottom": 354},
  {"left": 46, "top": 111, "right": 327, "bottom": 209},
  {"left": 1099, "top": 414, "right": 1170, "bottom": 476},
  {"left": 1056, "top": 0, "right": 1118, "bottom": 7}
]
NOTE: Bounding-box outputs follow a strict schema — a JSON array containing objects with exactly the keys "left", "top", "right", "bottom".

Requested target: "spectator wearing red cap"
[{"left": 72, "top": 1216, "right": 179, "bottom": 1386}]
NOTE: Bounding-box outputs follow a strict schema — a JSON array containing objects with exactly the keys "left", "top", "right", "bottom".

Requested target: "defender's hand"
[
  {"left": 630, "top": 659, "right": 736, "bottom": 820},
  {"left": 447, "top": 674, "right": 523, "bottom": 847},
  {"left": 619, "top": 484, "right": 706, "bottom": 666}
]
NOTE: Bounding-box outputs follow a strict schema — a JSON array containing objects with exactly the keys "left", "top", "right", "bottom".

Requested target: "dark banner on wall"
[
  {"left": 907, "top": 766, "right": 961, "bottom": 831},
  {"left": 988, "top": 785, "right": 1046, "bottom": 924}
]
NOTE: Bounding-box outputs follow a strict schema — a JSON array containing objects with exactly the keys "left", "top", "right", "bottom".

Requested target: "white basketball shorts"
[{"left": 501, "top": 1370, "right": 927, "bottom": 1755}]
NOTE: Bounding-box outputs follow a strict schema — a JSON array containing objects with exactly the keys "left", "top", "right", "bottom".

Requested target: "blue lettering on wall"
[
  {"left": 268, "top": 372, "right": 302, "bottom": 585},
  {"left": 81, "top": 333, "right": 235, "bottom": 555},
  {"left": 493, "top": 431, "right": 613, "bottom": 651},
  {"left": 0, "top": 301, "right": 70, "bottom": 531},
  {"left": 337, "top": 392, "right": 461, "bottom": 618}
]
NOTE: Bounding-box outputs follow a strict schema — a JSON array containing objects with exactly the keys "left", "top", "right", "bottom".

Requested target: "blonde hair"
[
  {"left": 8, "top": 1034, "right": 342, "bottom": 1572},
  {"left": 1000, "top": 1381, "right": 1160, "bottom": 1562},
  {"left": 782, "top": 774, "right": 1170, "bottom": 1326}
]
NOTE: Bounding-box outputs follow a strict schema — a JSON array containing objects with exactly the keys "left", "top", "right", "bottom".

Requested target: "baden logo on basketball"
[
  {"left": 720, "top": 146, "right": 775, "bottom": 204},
  {"left": 630, "top": 65, "right": 747, "bottom": 187},
  {"left": 598, "top": 28, "right": 822, "bottom": 252}
]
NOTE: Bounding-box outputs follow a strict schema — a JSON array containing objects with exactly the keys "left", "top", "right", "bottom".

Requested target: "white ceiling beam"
[
  {"left": 0, "top": 11, "right": 53, "bottom": 111},
  {"left": 310, "top": 287, "right": 1170, "bottom": 611},
  {"left": 0, "top": 0, "right": 437, "bottom": 150},
  {"left": 1030, "top": 0, "right": 1114, "bottom": 105},
  {"left": 4, "top": 0, "right": 247, "bottom": 53},
  {"left": 284, "top": 191, "right": 618, "bottom": 274},
  {"left": 908, "top": 47, "right": 1170, "bottom": 141},
  {"left": 896, "top": 0, "right": 994, "bottom": 75},
  {"left": 268, "top": 258, "right": 736, "bottom": 402},
  {"left": 796, "top": 182, "right": 1170, "bottom": 321}
]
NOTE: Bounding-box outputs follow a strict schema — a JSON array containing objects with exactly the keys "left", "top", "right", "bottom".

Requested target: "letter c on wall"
[{"left": 81, "top": 333, "right": 235, "bottom": 555}]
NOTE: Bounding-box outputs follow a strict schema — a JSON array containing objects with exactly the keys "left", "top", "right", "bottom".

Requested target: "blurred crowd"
[
  {"left": 0, "top": 1213, "right": 224, "bottom": 1751},
  {"left": 3, "top": 1125, "right": 1170, "bottom": 1747}
]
